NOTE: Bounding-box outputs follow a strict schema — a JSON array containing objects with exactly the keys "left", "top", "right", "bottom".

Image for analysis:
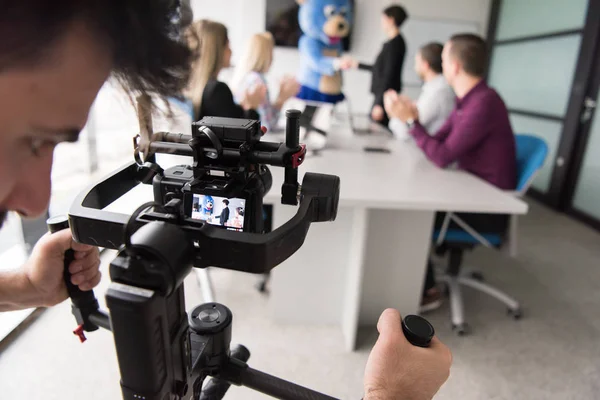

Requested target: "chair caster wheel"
[
  {"left": 452, "top": 323, "right": 469, "bottom": 336},
  {"left": 508, "top": 308, "right": 522, "bottom": 320},
  {"left": 470, "top": 271, "right": 485, "bottom": 282}
]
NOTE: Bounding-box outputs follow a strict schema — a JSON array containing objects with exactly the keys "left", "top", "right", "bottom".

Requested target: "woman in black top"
[
  {"left": 353, "top": 5, "right": 408, "bottom": 127},
  {"left": 186, "top": 20, "right": 266, "bottom": 121}
]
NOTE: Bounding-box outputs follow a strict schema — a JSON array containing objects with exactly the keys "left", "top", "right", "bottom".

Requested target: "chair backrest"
[{"left": 515, "top": 134, "right": 548, "bottom": 194}]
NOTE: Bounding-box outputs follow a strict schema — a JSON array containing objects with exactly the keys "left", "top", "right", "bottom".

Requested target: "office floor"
[{"left": 1, "top": 199, "right": 599, "bottom": 400}]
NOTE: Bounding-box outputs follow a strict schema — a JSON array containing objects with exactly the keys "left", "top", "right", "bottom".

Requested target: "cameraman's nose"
[{"left": 5, "top": 155, "right": 53, "bottom": 218}]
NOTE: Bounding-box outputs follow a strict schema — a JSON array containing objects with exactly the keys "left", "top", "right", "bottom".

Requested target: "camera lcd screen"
[{"left": 191, "top": 194, "right": 246, "bottom": 232}]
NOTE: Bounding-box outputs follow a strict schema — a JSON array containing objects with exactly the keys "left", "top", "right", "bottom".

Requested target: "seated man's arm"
[
  {"left": 411, "top": 98, "right": 489, "bottom": 168},
  {"left": 385, "top": 91, "right": 453, "bottom": 140},
  {"left": 411, "top": 113, "right": 453, "bottom": 142}
]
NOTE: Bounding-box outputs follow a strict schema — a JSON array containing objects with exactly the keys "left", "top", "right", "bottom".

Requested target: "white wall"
[{"left": 191, "top": 0, "right": 491, "bottom": 113}]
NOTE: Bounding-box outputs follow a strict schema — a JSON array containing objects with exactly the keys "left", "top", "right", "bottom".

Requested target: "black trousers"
[{"left": 424, "top": 212, "right": 509, "bottom": 292}]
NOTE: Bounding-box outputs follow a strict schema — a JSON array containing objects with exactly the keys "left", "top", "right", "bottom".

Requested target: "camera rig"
[
  {"left": 49, "top": 98, "right": 434, "bottom": 400},
  {"left": 48, "top": 101, "right": 349, "bottom": 400}
]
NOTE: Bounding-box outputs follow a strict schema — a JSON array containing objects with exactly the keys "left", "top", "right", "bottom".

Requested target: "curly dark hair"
[{"left": 0, "top": 0, "right": 192, "bottom": 100}]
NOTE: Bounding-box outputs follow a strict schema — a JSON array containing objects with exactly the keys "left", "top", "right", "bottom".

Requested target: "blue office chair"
[{"left": 433, "top": 134, "right": 548, "bottom": 335}]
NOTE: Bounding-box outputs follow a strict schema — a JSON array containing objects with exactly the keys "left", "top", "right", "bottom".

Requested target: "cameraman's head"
[
  {"left": 0, "top": 0, "right": 192, "bottom": 228},
  {"left": 223, "top": 199, "right": 230, "bottom": 207}
]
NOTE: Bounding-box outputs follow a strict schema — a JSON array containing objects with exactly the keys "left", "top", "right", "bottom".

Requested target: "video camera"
[{"left": 48, "top": 96, "right": 345, "bottom": 400}]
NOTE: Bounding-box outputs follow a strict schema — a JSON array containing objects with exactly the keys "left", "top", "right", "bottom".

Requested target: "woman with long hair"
[
  {"left": 231, "top": 32, "right": 299, "bottom": 131},
  {"left": 186, "top": 20, "right": 266, "bottom": 120}
]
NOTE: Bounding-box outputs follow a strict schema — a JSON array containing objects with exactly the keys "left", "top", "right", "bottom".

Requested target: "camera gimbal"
[{"left": 47, "top": 100, "right": 434, "bottom": 400}]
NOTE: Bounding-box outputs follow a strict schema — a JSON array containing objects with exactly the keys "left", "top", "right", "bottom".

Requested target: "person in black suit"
[
  {"left": 352, "top": 5, "right": 408, "bottom": 127},
  {"left": 217, "top": 199, "right": 230, "bottom": 226}
]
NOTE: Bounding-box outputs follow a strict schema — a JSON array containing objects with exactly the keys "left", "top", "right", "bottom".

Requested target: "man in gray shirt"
[{"left": 389, "top": 42, "right": 455, "bottom": 139}]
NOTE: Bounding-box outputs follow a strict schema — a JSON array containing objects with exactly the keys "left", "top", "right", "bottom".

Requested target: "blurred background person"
[
  {"left": 231, "top": 32, "right": 300, "bottom": 132},
  {"left": 384, "top": 34, "right": 516, "bottom": 311},
  {"left": 389, "top": 42, "right": 455, "bottom": 140},
  {"left": 352, "top": 4, "right": 408, "bottom": 127},
  {"left": 230, "top": 207, "right": 245, "bottom": 230},
  {"left": 186, "top": 20, "right": 266, "bottom": 121}
]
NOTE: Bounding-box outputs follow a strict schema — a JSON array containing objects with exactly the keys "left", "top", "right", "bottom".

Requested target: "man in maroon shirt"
[{"left": 384, "top": 33, "right": 517, "bottom": 311}]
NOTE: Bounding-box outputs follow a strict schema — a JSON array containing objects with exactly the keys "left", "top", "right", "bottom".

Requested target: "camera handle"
[
  {"left": 190, "top": 303, "right": 435, "bottom": 400},
  {"left": 189, "top": 303, "right": 337, "bottom": 400},
  {"left": 47, "top": 216, "right": 111, "bottom": 341}
]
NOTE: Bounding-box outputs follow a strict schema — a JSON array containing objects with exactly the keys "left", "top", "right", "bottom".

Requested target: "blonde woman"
[
  {"left": 231, "top": 32, "right": 300, "bottom": 131},
  {"left": 186, "top": 20, "right": 266, "bottom": 120}
]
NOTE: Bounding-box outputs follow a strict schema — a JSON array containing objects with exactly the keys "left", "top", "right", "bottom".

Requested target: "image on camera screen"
[{"left": 191, "top": 194, "right": 246, "bottom": 232}]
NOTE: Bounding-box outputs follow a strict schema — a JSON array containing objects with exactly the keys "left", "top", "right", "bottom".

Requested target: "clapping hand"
[
  {"left": 241, "top": 83, "right": 268, "bottom": 111},
  {"left": 371, "top": 105, "right": 385, "bottom": 122},
  {"left": 384, "top": 89, "right": 419, "bottom": 123},
  {"left": 278, "top": 76, "right": 300, "bottom": 103}
]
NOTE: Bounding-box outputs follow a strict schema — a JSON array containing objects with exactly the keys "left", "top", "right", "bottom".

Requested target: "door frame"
[
  {"left": 486, "top": 0, "right": 600, "bottom": 209},
  {"left": 549, "top": 0, "right": 600, "bottom": 209},
  {"left": 563, "top": 36, "right": 600, "bottom": 231}
]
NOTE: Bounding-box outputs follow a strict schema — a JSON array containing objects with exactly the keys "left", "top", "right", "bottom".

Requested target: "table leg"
[
  {"left": 341, "top": 208, "right": 368, "bottom": 351},
  {"left": 270, "top": 206, "right": 365, "bottom": 329},
  {"left": 358, "top": 210, "right": 435, "bottom": 325},
  {"left": 269, "top": 205, "right": 434, "bottom": 352}
]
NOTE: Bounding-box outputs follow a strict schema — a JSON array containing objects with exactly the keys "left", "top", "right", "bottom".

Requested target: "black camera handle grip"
[
  {"left": 401, "top": 315, "right": 434, "bottom": 348},
  {"left": 47, "top": 215, "right": 100, "bottom": 337}
]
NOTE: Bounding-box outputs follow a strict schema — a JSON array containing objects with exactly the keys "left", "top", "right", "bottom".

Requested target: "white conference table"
[
  {"left": 262, "top": 125, "right": 527, "bottom": 351},
  {"left": 104, "top": 120, "right": 527, "bottom": 352}
]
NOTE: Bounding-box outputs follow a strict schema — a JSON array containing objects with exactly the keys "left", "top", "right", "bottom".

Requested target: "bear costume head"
[
  {"left": 298, "top": 0, "right": 352, "bottom": 46},
  {"left": 202, "top": 195, "right": 214, "bottom": 215}
]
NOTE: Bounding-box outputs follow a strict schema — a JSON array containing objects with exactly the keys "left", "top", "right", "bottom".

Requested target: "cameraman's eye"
[{"left": 324, "top": 5, "right": 336, "bottom": 17}]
